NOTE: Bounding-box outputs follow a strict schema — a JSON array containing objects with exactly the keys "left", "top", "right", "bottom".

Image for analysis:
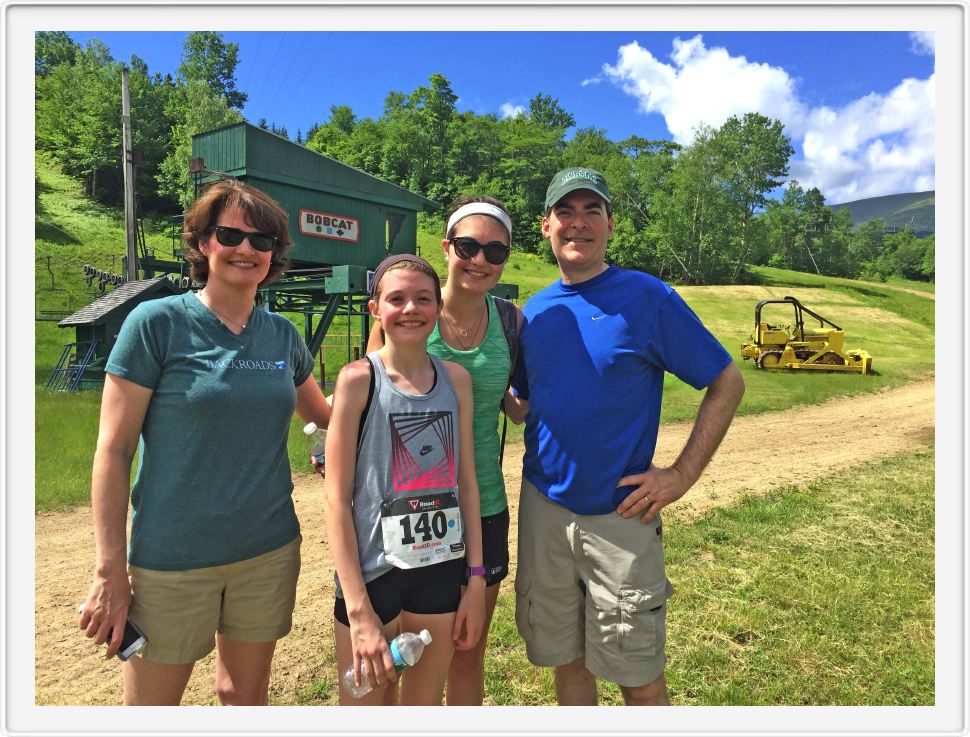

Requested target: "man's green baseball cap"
[{"left": 544, "top": 167, "right": 612, "bottom": 211}]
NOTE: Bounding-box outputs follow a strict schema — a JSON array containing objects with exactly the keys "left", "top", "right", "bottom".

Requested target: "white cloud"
[
  {"left": 500, "top": 102, "right": 525, "bottom": 119},
  {"left": 909, "top": 31, "right": 935, "bottom": 56},
  {"left": 601, "top": 35, "right": 935, "bottom": 202},
  {"left": 792, "top": 74, "right": 935, "bottom": 202},
  {"left": 580, "top": 76, "right": 602, "bottom": 87},
  {"left": 603, "top": 37, "right": 804, "bottom": 145}
]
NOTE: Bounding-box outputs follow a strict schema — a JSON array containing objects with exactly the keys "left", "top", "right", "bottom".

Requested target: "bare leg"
[
  {"left": 334, "top": 617, "right": 401, "bottom": 706},
  {"left": 620, "top": 673, "right": 669, "bottom": 705},
  {"left": 554, "top": 656, "right": 598, "bottom": 705},
  {"left": 398, "top": 611, "right": 457, "bottom": 705},
  {"left": 122, "top": 657, "right": 195, "bottom": 705},
  {"left": 214, "top": 635, "right": 277, "bottom": 705},
  {"left": 446, "top": 582, "right": 500, "bottom": 705}
]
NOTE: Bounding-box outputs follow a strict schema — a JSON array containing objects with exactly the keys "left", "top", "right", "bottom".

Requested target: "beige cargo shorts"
[{"left": 515, "top": 480, "right": 674, "bottom": 687}]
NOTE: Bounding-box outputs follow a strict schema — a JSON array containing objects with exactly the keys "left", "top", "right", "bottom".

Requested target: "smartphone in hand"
[{"left": 79, "top": 605, "right": 148, "bottom": 660}]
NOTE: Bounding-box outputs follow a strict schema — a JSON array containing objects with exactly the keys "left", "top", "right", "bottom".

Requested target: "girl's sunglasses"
[
  {"left": 449, "top": 236, "right": 510, "bottom": 265},
  {"left": 206, "top": 225, "right": 277, "bottom": 252}
]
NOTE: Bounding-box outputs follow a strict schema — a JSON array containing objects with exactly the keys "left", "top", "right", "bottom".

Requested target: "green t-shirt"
[
  {"left": 427, "top": 295, "right": 511, "bottom": 517},
  {"left": 105, "top": 291, "right": 313, "bottom": 570}
]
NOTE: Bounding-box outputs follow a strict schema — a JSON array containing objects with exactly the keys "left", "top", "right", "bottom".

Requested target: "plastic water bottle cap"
[
  {"left": 303, "top": 422, "right": 318, "bottom": 436},
  {"left": 419, "top": 629, "right": 432, "bottom": 645}
]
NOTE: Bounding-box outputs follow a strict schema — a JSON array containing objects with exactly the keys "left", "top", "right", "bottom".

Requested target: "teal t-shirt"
[
  {"left": 105, "top": 290, "right": 313, "bottom": 570},
  {"left": 427, "top": 295, "right": 511, "bottom": 517}
]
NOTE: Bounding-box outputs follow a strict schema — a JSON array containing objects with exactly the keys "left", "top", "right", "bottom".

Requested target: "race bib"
[{"left": 380, "top": 492, "right": 465, "bottom": 569}]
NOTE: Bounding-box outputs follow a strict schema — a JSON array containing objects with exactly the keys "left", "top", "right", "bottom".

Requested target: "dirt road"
[{"left": 35, "top": 377, "right": 934, "bottom": 705}]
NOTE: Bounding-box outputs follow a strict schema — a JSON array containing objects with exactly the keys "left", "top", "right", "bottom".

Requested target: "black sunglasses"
[
  {"left": 449, "top": 236, "right": 510, "bottom": 265},
  {"left": 206, "top": 225, "right": 278, "bottom": 252}
]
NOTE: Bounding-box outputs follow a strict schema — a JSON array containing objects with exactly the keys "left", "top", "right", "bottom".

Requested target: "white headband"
[{"left": 445, "top": 203, "right": 513, "bottom": 240}]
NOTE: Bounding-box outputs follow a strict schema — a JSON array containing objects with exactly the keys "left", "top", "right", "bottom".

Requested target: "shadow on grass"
[{"left": 36, "top": 220, "right": 80, "bottom": 245}]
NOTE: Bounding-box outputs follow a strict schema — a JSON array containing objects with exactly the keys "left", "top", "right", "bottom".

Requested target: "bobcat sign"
[{"left": 299, "top": 208, "right": 360, "bottom": 243}]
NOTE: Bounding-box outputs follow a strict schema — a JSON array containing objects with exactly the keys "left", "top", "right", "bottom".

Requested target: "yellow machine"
[{"left": 740, "top": 296, "right": 873, "bottom": 374}]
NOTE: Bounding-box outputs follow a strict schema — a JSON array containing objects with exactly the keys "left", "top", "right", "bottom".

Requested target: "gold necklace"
[
  {"left": 443, "top": 300, "right": 487, "bottom": 350},
  {"left": 200, "top": 291, "right": 251, "bottom": 331}
]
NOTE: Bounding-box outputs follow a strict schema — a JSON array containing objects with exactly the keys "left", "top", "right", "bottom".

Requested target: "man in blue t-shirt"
[{"left": 509, "top": 167, "right": 745, "bottom": 705}]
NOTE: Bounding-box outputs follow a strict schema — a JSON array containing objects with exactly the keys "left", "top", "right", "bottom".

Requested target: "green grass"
[
  {"left": 752, "top": 265, "right": 934, "bottom": 329},
  {"left": 34, "top": 389, "right": 103, "bottom": 510},
  {"left": 35, "top": 152, "right": 179, "bottom": 315},
  {"left": 885, "top": 275, "right": 936, "bottom": 294},
  {"left": 476, "top": 449, "right": 935, "bottom": 705},
  {"left": 664, "top": 449, "right": 934, "bottom": 705},
  {"left": 663, "top": 277, "right": 934, "bottom": 422}
]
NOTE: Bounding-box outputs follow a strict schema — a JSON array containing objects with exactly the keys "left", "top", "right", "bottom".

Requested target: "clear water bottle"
[
  {"left": 303, "top": 421, "right": 327, "bottom": 465},
  {"left": 341, "top": 629, "right": 433, "bottom": 698}
]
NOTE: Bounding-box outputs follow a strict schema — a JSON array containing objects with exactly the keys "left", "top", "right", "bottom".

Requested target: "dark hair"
[
  {"left": 371, "top": 255, "right": 442, "bottom": 304},
  {"left": 444, "top": 194, "right": 512, "bottom": 241},
  {"left": 182, "top": 179, "right": 292, "bottom": 286}
]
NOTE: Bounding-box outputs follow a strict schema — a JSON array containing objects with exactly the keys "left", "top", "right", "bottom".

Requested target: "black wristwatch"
[{"left": 465, "top": 565, "right": 487, "bottom": 578}]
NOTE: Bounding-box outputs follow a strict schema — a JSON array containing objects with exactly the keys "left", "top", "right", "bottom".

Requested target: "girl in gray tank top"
[{"left": 324, "top": 255, "right": 486, "bottom": 706}]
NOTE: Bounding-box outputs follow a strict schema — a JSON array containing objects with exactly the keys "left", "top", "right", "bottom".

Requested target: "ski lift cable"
[
  {"left": 252, "top": 32, "right": 287, "bottom": 116},
  {"left": 243, "top": 31, "right": 264, "bottom": 93},
  {"left": 288, "top": 32, "right": 335, "bottom": 120},
  {"left": 263, "top": 32, "right": 313, "bottom": 123}
]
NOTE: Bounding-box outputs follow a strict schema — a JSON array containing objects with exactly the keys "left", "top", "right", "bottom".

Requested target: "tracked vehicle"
[{"left": 740, "top": 296, "right": 873, "bottom": 374}]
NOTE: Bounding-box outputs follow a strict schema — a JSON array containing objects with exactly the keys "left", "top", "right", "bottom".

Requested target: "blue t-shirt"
[
  {"left": 513, "top": 266, "right": 731, "bottom": 515},
  {"left": 105, "top": 291, "right": 314, "bottom": 570}
]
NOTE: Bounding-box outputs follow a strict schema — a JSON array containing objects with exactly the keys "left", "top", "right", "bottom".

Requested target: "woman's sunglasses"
[
  {"left": 206, "top": 225, "right": 278, "bottom": 252},
  {"left": 449, "top": 236, "right": 511, "bottom": 265}
]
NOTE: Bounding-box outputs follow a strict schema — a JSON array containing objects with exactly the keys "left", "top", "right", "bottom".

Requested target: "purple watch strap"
[{"left": 466, "top": 565, "right": 487, "bottom": 577}]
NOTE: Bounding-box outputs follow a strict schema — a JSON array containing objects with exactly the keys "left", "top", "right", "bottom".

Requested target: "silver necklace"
[
  {"left": 443, "top": 300, "right": 487, "bottom": 350},
  {"left": 200, "top": 291, "right": 250, "bottom": 331}
]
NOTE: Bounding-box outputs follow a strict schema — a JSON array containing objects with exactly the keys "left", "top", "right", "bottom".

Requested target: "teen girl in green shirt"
[{"left": 368, "top": 195, "right": 523, "bottom": 704}]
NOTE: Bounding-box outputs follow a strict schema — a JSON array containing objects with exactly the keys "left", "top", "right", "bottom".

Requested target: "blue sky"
[{"left": 65, "top": 30, "right": 936, "bottom": 205}]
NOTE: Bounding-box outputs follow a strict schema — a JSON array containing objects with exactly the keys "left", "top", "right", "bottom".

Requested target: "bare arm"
[
  {"left": 324, "top": 361, "right": 396, "bottom": 688},
  {"left": 502, "top": 390, "right": 529, "bottom": 425},
  {"left": 445, "top": 362, "right": 486, "bottom": 650},
  {"left": 79, "top": 373, "right": 152, "bottom": 658},
  {"left": 616, "top": 361, "right": 745, "bottom": 523},
  {"left": 295, "top": 373, "right": 332, "bottom": 429}
]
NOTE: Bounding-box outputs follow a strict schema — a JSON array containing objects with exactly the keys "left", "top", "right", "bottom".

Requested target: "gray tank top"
[{"left": 335, "top": 351, "right": 461, "bottom": 598}]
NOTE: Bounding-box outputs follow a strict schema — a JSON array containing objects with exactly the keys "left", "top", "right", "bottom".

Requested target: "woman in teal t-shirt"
[
  {"left": 79, "top": 180, "right": 332, "bottom": 706},
  {"left": 367, "top": 195, "right": 523, "bottom": 704}
]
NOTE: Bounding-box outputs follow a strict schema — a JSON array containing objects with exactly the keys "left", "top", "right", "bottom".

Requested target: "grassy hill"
[{"left": 830, "top": 190, "right": 935, "bottom": 236}]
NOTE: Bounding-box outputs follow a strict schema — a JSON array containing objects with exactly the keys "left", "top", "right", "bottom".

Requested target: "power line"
[
  {"left": 252, "top": 32, "right": 286, "bottom": 115},
  {"left": 287, "top": 32, "right": 334, "bottom": 127},
  {"left": 263, "top": 32, "right": 312, "bottom": 124},
  {"left": 243, "top": 31, "right": 263, "bottom": 93}
]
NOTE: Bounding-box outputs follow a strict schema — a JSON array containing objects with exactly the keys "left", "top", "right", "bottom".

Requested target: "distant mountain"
[{"left": 829, "top": 191, "right": 935, "bottom": 236}]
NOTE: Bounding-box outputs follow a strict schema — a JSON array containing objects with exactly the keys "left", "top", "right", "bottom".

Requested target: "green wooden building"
[{"left": 189, "top": 122, "right": 438, "bottom": 270}]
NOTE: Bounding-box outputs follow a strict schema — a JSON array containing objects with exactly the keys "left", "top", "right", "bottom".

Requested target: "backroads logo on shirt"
[{"left": 201, "top": 359, "right": 288, "bottom": 371}]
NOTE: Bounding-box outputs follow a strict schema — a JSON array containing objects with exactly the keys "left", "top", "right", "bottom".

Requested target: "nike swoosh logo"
[{"left": 591, "top": 315, "right": 606, "bottom": 320}]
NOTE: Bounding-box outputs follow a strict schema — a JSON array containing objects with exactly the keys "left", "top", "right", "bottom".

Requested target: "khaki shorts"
[
  {"left": 128, "top": 535, "right": 301, "bottom": 664},
  {"left": 515, "top": 480, "right": 674, "bottom": 688}
]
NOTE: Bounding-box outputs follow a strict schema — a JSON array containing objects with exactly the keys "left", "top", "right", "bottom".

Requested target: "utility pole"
[{"left": 121, "top": 67, "right": 138, "bottom": 282}]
